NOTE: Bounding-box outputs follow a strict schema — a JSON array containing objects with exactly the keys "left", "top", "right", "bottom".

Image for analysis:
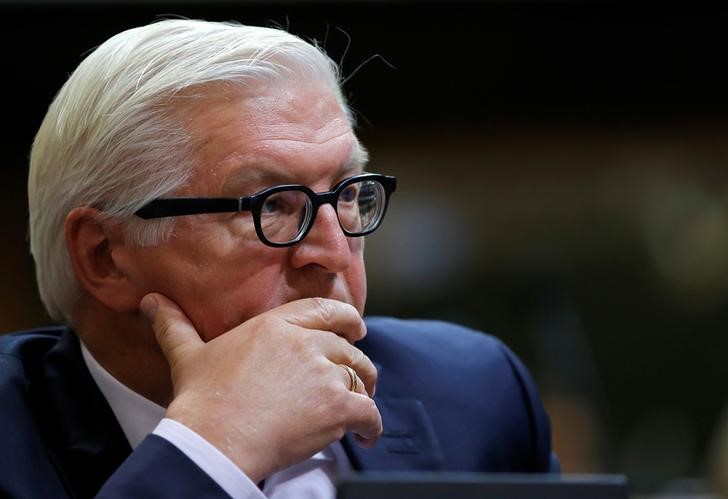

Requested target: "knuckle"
[
  {"left": 365, "top": 399, "right": 383, "bottom": 433},
  {"left": 255, "top": 313, "right": 278, "bottom": 331},
  {"left": 340, "top": 343, "right": 356, "bottom": 367},
  {"left": 321, "top": 381, "right": 348, "bottom": 414},
  {"left": 290, "top": 328, "right": 316, "bottom": 356},
  {"left": 349, "top": 347, "right": 372, "bottom": 375},
  {"left": 250, "top": 314, "right": 286, "bottom": 341},
  {"left": 351, "top": 348, "right": 365, "bottom": 366},
  {"left": 311, "top": 358, "right": 329, "bottom": 377},
  {"left": 341, "top": 301, "right": 358, "bottom": 317},
  {"left": 344, "top": 302, "right": 364, "bottom": 326},
  {"left": 366, "top": 363, "right": 378, "bottom": 385},
  {"left": 312, "top": 297, "right": 335, "bottom": 324},
  {"left": 244, "top": 314, "right": 265, "bottom": 334},
  {"left": 332, "top": 426, "right": 347, "bottom": 442},
  {"left": 358, "top": 320, "right": 368, "bottom": 340},
  {"left": 322, "top": 378, "right": 343, "bottom": 398},
  {"left": 364, "top": 396, "right": 379, "bottom": 414}
]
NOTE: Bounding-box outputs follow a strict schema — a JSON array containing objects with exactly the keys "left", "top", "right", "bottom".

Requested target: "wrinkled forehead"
[{"left": 168, "top": 80, "right": 368, "bottom": 193}]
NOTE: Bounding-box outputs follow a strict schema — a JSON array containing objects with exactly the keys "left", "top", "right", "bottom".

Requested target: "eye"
[
  {"left": 261, "top": 197, "right": 281, "bottom": 215},
  {"left": 340, "top": 184, "right": 359, "bottom": 203},
  {"left": 260, "top": 190, "right": 306, "bottom": 217}
]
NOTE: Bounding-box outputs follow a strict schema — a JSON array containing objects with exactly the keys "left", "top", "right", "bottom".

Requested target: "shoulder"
[
  {"left": 361, "top": 316, "right": 555, "bottom": 472},
  {"left": 362, "top": 316, "right": 516, "bottom": 369},
  {"left": 0, "top": 327, "right": 66, "bottom": 378},
  {"left": 361, "top": 316, "right": 540, "bottom": 423},
  {"left": 362, "top": 315, "right": 532, "bottom": 382},
  {"left": 0, "top": 327, "right": 72, "bottom": 496},
  {"left": 363, "top": 316, "right": 500, "bottom": 346}
]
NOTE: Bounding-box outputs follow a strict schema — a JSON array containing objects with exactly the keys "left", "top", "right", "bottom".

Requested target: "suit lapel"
[
  {"left": 342, "top": 396, "right": 444, "bottom": 471},
  {"left": 30, "top": 328, "right": 446, "bottom": 490},
  {"left": 30, "top": 329, "right": 131, "bottom": 498}
]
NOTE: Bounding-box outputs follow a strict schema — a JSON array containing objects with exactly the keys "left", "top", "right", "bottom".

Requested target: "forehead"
[{"left": 174, "top": 81, "right": 366, "bottom": 193}]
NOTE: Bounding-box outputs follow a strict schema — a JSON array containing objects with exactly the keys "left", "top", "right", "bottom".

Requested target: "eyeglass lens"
[{"left": 259, "top": 179, "right": 386, "bottom": 244}]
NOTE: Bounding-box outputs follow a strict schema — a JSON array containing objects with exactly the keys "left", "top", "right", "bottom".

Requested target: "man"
[{"left": 0, "top": 19, "right": 556, "bottom": 498}]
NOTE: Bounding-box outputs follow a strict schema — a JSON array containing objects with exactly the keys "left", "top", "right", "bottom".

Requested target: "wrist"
[{"left": 165, "top": 400, "right": 270, "bottom": 484}]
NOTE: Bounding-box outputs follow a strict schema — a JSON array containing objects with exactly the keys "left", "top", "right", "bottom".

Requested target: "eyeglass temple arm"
[{"left": 135, "top": 197, "right": 252, "bottom": 219}]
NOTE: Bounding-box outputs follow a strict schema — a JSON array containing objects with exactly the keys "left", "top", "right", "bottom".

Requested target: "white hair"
[{"left": 28, "top": 19, "right": 352, "bottom": 324}]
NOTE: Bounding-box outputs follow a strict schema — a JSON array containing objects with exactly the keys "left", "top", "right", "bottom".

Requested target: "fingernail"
[{"left": 140, "top": 294, "right": 158, "bottom": 318}]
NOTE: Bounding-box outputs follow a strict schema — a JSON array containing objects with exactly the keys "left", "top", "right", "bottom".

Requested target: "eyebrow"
[
  {"left": 343, "top": 140, "right": 370, "bottom": 176},
  {"left": 222, "top": 140, "right": 370, "bottom": 195}
]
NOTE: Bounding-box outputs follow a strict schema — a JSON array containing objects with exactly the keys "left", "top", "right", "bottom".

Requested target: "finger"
[
  {"left": 347, "top": 348, "right": 377, "bottom": 398},
  {"left": 346, "top": 396, "right": 383, "bottom": 448},
  {"left": 140, "top": 293, "right": 204, "bottom": 366},
  {"left": 337, "top": 364, "right": 367, "bottom": 396},
  {"left": 276, "top": 298, "right": 366, "bottom": 344},
  {"left": 313, "top": 333, "right": 377, "bottom": 397}
]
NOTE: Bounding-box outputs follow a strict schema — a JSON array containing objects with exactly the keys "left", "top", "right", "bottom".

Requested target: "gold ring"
[{"left": 339, "top": 364, "right": 358, "bottom": 393}]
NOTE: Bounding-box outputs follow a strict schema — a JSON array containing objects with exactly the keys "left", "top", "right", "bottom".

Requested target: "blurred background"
[{"left": 1, "top": 1, "right": 727, "bottom": 497}]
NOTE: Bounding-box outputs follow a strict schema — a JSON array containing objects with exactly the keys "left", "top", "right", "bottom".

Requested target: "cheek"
[
  {"left": 186, "top": 258, "right": 291, "bottom": 341},
  {"left": 347, "top": 248, "right": 368, "bottom": 315},
  {"left": 137, "top": 230, "right": 287, "bottom": 341}
]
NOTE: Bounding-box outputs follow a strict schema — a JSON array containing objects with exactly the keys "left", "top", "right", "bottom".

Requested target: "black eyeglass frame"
[{"left": 134, "top": 173, "right": 397, "bottom": 247}]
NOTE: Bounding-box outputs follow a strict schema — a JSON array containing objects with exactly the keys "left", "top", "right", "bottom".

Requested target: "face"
[{"left": 120, "top": 81, "right": 368, "bottom": 341}]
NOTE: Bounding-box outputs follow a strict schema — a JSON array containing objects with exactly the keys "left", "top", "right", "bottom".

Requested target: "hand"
[{"left": 140, "top": 293, "right": 382, "bottom": 484}]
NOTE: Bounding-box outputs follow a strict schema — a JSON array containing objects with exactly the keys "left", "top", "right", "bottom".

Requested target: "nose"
[{"left": 288, "top": 203, "right": 352, "bottom": 272}]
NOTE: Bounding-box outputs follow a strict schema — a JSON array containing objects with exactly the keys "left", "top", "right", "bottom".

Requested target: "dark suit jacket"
[{"left": 0, "top": 317, "right": 557, "bottom": 498}]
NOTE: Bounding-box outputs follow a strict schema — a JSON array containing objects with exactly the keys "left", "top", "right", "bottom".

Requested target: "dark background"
[{"left": 2, "top": 1, "right": 728, "bottom": 496}]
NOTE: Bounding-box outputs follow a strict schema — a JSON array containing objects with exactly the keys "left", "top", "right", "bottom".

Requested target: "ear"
[{"left": 65, "top": 207, "right": 140, "bottom": 313}]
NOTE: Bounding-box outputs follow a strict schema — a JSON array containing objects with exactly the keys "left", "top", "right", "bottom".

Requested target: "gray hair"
[{"left": 28, "top": 19, "right": 352, "bottom": 323}]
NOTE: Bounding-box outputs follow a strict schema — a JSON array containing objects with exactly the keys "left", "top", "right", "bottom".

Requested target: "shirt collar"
[
  {"left": 80, "top": 341, "right": 344, "bottom": 466},
  {"left": 81, "top": 342, "right": 165, "bottom": 449}
]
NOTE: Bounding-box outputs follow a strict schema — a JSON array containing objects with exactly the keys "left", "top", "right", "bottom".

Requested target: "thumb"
[{"left": 140, "top": 293, "right": 203, "bottom": 367}]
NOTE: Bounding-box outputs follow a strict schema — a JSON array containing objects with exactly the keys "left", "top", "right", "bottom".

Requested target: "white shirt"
[{"left": 81, "top": 343, "right": 351, "bottom": 499}]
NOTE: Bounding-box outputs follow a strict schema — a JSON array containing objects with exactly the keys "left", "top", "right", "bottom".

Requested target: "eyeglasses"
[{"left": 134, "top": 173, "right": 397, "bottom": 247}]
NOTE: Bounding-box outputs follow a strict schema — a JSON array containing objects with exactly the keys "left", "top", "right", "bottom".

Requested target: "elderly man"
[{"left": 0, "top": 19, "right": 556, "bottom": 499}]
